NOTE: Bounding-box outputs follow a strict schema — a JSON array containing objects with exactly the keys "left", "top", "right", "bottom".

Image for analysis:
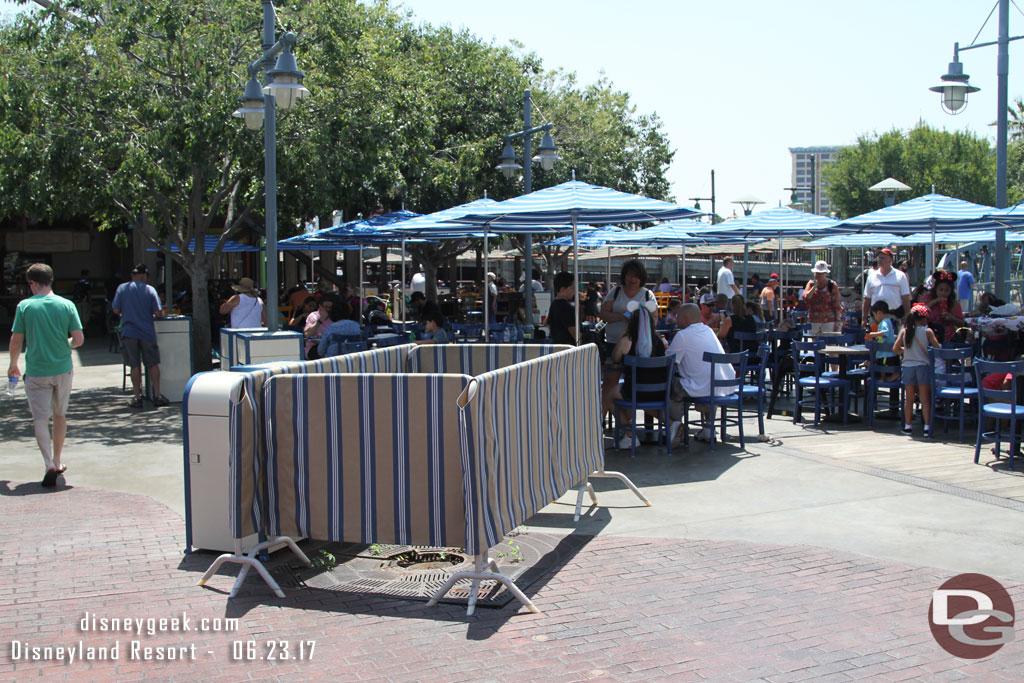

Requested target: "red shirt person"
[{"left": 920, "top": 270, "right": 965, "bottom": 343}]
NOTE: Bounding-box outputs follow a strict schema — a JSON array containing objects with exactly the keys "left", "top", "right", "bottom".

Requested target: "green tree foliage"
[
  {"left": 822, "top": 125, "right": 997, "bottom": 218},
  {"left": 0, "top": 1, "right": 674, "bottom": 355}
]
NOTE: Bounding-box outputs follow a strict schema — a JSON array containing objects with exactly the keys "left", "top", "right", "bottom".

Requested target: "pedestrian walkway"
[
  {"left": 3, "top": 337, "right": 1024, "bottom": 678},
  {"left": 1, "top": 483, "right": 1021, "bottom": 681}
]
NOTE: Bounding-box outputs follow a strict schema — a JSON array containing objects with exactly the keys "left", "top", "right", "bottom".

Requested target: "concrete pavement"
[{"left": 2, "top": 336, "right": 1024, "bottom": 678}]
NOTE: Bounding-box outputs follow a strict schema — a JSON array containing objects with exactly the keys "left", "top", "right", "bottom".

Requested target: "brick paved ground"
[{"left": 1, "top": 482, "right": 1021, "bottom": 681}]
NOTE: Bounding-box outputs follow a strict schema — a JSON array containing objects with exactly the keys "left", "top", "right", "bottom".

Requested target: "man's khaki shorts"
[{"left": 25, "top": 371, "right": 73, "bottom": 421}]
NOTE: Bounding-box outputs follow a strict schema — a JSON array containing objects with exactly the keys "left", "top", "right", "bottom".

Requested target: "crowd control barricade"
[{"left": 186, "top": 344, "right": 648, "bottom": 613}]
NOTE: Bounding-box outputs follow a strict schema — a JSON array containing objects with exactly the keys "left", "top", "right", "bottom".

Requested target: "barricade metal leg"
[
  {"left": 573, "top": 482, "right": 600, "bottom": 521},
  {"left": 198, "top": 537, "right": 310, "bottom": 599},
  {"left": 426, "top": 552, "right": 539, "bottom": 616},
  {"left": 588, "top": 469, "right": 651, "bottom": 507}
]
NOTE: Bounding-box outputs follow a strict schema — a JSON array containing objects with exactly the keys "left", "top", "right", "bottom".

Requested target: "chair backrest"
[
  {"left": 867, "top": 341, "right": 900, "bottom": 380},
  {"left": 748, "top": 344, "right": 770, "bottom": 389},
  {"left": 843, "top": 327, "right": 866, "bottom": 344},
  {"left": 621, "top": 354, "right": 675, "bottom": 407},
  {"left": 942, "top": 339, "right": 983, "bottom": 358},
  {"left": 792, "top": 340, "right": 826, "bottom": 375},
  {"left": 929, "top": 346, "right": 973, "bottom": 388},
  {"left": 701, "top": 350, "right": 746, "bottom": 395},
  {"left": 375, "top": 334, "right": 406, "bottom": 348},
  {"left": 341, "top": 340, "right": 369, "bottom": 355},
  {"left": 768, "top": 328, "right": 800, "bottom": 365},
  {"left": 733, "top": 330, "right": 766, "bottom": 359},
  {"left": 789, "top": 310, "right": 808, "bottom": 323},
  {"left": 974, "top": 359, "right": 1024, "bottom": 408}
]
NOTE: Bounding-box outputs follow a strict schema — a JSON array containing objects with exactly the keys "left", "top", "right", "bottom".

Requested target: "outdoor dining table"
[{"left": 821, "top": 344, "right": 870, "bottom": 423}]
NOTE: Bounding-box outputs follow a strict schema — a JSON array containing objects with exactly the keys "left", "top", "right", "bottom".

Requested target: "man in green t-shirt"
[{"left": 8, "top": 263, "right": 85, "bottom": 487}]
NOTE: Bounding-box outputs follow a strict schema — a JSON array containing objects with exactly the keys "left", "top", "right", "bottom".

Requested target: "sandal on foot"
[{"left": 41, "top": 468, "right": 59, "bottom": 487}]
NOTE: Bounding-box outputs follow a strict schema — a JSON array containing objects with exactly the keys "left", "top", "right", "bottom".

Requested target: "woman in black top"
[
  {"left": 718, "top": 294, "right": 757, "bottom": 355},
  {"left": 608, "top": 299, "right": 667, "bottom": 446}
]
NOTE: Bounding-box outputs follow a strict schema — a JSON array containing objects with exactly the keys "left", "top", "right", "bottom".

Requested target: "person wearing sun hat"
[
  {"left": 803, "top": 260, "right": 843, "bottom": 334},
  {"left": 219, "top": 277, "right": 267, "bottom": 329},
  {"left": 862, "top": 247, "right": 911, "bottom": 324}
]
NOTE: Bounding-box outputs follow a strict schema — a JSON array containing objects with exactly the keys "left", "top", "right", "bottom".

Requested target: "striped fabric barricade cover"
[
  {"left": 407, "top": 343, "right": 571, "bottom": 376},
  {"left": 262, "top": 374, "right": 471, "bottom": 547},
  {"left": 226, "top": 345, "right": 414, "bottom": 540},
  {"left": 459, "top": 344, "right": 603, "bottom": 554}
]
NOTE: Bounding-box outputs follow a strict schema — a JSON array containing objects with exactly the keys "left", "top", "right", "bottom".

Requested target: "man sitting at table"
[{"left": 667, "top": 303, "right": 736, "bottom": 443}]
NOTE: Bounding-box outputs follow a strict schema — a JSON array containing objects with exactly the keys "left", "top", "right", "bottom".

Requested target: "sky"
[{"left": 5, "top": 0, "right": 1024, "bottom": 217}]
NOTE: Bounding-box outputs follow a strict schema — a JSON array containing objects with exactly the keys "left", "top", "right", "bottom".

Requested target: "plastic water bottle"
[{"left": 4, "top": 377, "right": 18, "bottom": 398}]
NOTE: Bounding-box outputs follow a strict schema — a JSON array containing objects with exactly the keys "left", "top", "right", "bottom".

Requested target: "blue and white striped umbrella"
[
  {"left": 800, "top": 233, "right": 907, "bottom": 249},
  {"left": 445, "top": 181, "right": 703, "bottom": 337},
  {"left": 280, "top": 210, "right": 426, "bottom": 303},
  {"left": 145, "top": 235, "right": 263, "bottom": 253},
  {"left": 666, "top": 207, "right": 844, "bottom": 295},
  {"left": 837, "top": 194, "right": 1024, "bottom": 232},
  {"left": 280, "top": 210, "right": 423, "bottom": 249},
  {"left": 901, "top": 230, "right": 1024, "bottom": 244},
  {"left": 602, "top": 221, "right": 765, "bottom": 292},
  {"left": 682, "top": 206, "right": 845, "bottom": 238},
  {"left": 837, "top": 193, "right": 1024, "bottom": 270},
  {"left": 546, "top": 225, "right": 628, "bottom": 248},
  {"left": 446, "top": 180, "right": 703, "bottom": 227},
  {"left": 391, "top": 198, "right": 572, "bottom": 236},
  {"left": 986, "top": 202, "right": 1024, "bottom": 222}
]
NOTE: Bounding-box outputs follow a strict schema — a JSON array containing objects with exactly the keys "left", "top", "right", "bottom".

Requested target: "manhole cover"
[{"left": 267, "top": 531, "right": 590, "bottom": 609}]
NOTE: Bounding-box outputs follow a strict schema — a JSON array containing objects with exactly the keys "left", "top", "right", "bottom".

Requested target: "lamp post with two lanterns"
[
  {"left": 495, "top": 89, "right": 560, "bottom": 330},
  {"left": 233, "top": 1, "right": 310, "bottom": 331}
]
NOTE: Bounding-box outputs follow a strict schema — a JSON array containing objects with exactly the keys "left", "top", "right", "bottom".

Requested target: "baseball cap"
[
  {"left": 768, "top": 273, "right": 779, "bottom": 282},
  {"left": 699, "top": 293, "right": 715, "bottom": 306},
  {"left": 131, "top": 263, "right": 148, "bottom": 275},
  {"left": 879, "top": 248, "right": 894, "bottom": 257}
]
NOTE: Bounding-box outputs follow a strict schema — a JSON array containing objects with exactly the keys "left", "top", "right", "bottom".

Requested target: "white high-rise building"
[{"left": 788, "top": 146, "right": 843, "bottom": 216}]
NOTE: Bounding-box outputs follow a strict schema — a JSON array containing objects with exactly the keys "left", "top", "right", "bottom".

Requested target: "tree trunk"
[
  {"left": 423, "top": 261, "right": 439, "bottom": 301},
  {"left": 189, "top": 262, "right": 213, "bottom": 373}
]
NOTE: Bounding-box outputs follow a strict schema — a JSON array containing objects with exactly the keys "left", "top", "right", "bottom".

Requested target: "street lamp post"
[
  {"left": 731, "top": 195, "right": 764, "bottom": 295},
  {"left": 233, "top": 0, "right": 310, "bottom": 331},
  {"left": 687, "top": 170, "right": 717, "bottom": 291},
  {"left": 496, "top": 89, "right": 559, "bottom": 331},
  {"left": 931, "top": 0, "right": 1023, "bottom": 300}
]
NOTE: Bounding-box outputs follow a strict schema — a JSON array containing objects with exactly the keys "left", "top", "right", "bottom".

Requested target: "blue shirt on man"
[
  {"left": 957, "top": 268, "right": 975, "bottom": 301},
  {"left": 112, "top": 280, "right": 162, "bottom": 341}
]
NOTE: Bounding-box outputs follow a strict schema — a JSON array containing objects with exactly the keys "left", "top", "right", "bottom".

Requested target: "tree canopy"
[
  {"left": 0, "top": 0, "right": 675, "bottom": 363},
  {"left": 822, "top": 125, "right": 997, "bottom": 218}
]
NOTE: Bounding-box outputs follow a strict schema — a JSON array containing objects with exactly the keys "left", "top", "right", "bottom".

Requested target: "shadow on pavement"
[
  {"left": 0, "top": 479, "right": 75, "bottom": 496},
  {"left": 0, "top": 386, "right": 180, "bottom": 448},
  {"left": 178, "top": 532, "right": 598, "bottom": 640}
]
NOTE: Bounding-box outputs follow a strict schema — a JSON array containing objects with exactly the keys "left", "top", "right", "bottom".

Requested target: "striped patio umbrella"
[
  {"left": 836, "top": 193, "right": 1024, "bottom": 271},
  {"left": 280, "top": 210, "right": 425, "bottom": 304},
  {"left": 602, "top": 221, "right": 763, "bottom": 292},
  {"left": 446, "top": 180, "right": 703, "bottom": 340},
  {"left": 673, "top": 206, "right": 845, "bottom": 296},
  {"left": 145, "top": 235, "right": 263, "bottom": 253},
  {"left": 389, "top": 197, "right": 578, "bottom": 329}
]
